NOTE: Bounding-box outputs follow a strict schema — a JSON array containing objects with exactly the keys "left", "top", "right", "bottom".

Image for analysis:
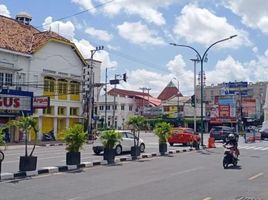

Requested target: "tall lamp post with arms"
[{"left": 170, "top": 35, "right": 237, "bottom": 147}]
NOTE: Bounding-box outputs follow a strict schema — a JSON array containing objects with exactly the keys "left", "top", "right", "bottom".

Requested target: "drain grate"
[{"left": 235, "top": 196, "right": 263, "bottom": 200}]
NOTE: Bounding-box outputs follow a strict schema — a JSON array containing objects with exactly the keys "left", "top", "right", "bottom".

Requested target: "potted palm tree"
[
  {"left": 127, "top": 115, "right": 146, "bottom": 159},
  {"left": 8, "top": 114, "right": 38, "bottom": 171},
  {"left": 64, "top": 124, "right": 87, "bottom": 165},
  {"left": 100, "top": 130, "right": 122, "bottom": 164},
  {"left": 153, "top": 122, "right": 172, "bottom": 156}
]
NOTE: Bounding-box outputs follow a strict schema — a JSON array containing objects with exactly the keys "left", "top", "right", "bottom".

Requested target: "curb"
[
  {"left": 38, "top": 143, "right": 65, "bottom": 147},
  {"left": 0, "top": 148, "right": 195, "bottom": 181}
]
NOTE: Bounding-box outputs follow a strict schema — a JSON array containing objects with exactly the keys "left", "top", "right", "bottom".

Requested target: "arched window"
[
  {"left": 58, "top": 79, "right": 68, "bottom": 100},
  {"left": 43, "top": 76, "right": 56, "bottom": 98},
  {"left": 70, "top": 81, "right": 80, "bottom": 101}
]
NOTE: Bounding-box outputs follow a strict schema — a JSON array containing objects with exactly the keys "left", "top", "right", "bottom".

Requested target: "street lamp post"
[
  {"left": 170, "top": 35, "right": 237, "bottom": 147},
  {"left": 190, "top": 58, "right": 200, "bottom": 132},
  {"left": 173, "top": 78, "right": 180, "bottom": 126}
]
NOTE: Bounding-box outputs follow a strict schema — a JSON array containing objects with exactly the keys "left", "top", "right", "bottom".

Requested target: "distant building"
[
  {"left": 96, "top": 88, "right": 161, "bottom": 129},
  {"left": 195, "top": 81, "right": 267, "bottom": 129}
]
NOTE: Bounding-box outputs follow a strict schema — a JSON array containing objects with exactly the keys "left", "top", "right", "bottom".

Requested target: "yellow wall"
[
  {"left": 42, "top": 117, "right": 54, "bottom": 133},
  {"left": 57, "top": 118, "right": 66, "bottom": 140},
  {"left": 69, "top": 118, "right": 79, "bottom": 127}
]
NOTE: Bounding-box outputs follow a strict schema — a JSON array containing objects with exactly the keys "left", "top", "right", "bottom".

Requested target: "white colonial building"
[{"left": 0, "top": 12, "right": 97, "bottom": 141}]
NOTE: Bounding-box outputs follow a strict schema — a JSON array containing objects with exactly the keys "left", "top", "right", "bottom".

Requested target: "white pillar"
[{"left": 261, "top": 84, "right": 268, "bottom": 130}]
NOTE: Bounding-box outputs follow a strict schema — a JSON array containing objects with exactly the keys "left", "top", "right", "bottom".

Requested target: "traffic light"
[
  {"left": 123, "top": 73, "right": 127, "bottom": 82},
  {"left": 191, "top": 95, "right": 195, "bottom": 107}
]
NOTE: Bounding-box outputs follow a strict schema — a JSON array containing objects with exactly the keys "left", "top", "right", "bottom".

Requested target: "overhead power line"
[{"left": 37, "top": 0, "right": 115, "bottom": 28}]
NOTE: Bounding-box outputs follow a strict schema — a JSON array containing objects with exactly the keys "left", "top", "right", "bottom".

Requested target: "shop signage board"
[
  {"left": 221, "top": 81, "right": 248, "bottom": 96},
  {"left": 33, "top": 96, "right": 50, "bottom": 109},
  {"left": 0, "top": 89, "right": 33, "bottom": 116}
]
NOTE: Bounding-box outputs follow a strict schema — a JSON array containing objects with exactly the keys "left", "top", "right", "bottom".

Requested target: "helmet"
[{"left": 228, "top": 133, "right": 235, "bottom": 140}]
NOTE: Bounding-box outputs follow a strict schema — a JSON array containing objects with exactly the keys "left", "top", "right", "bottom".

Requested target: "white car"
[{"left": 92, "top": 130, "right": 145, "bottom": 155}]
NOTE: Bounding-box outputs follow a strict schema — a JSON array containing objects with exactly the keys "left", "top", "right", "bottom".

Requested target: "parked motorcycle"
[
  {"left": 41, "top": 130, "right": 56, "bottom": 141},
  {"left": 223, "top": 144, "right": 238, "bottom": 169}
]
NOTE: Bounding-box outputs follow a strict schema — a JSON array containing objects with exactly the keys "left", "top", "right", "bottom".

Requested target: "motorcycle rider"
[{"left": 223, "top": 133, "right": 240, "bottom": 159}]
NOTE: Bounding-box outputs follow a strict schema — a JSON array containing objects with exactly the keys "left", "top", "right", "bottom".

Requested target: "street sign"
[{"left": 109, "top": 79, "right": 119, "bottom": 85}]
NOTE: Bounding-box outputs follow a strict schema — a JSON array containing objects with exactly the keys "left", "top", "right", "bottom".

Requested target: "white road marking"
[
  {"left": 203, "top": 197, "right": 213, "bottom": 200},
  {"left": 67, "top": 197, "right": 81, "bottom": 200},
  {"left": 248, "top": 172, "right": 264, "bottom": 181},
  {"left": 252, "top": 147, "right": 264, "bottom": 150}
]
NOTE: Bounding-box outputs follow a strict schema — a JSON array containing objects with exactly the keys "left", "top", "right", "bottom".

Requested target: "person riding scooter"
[{"left": 223, "top": 133, "right": 240, "bottom": 159}]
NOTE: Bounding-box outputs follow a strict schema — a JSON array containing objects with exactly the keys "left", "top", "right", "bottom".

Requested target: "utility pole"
[
  {"left": 173, "top": 78, "right": 180, "bottom": 126},
  {"left": 112, "top": 74, "right": 120, "bottom": 129},
  {"left": 190, "top": 58, "right": 200, "bottom": 132},
  {"left": 139, "top": 87, "right": 151, "bottom": 115},
  {"left": 110, "top": 73, "right": 127, "bottom": 129},
  {"left": 177, "top": 81, "right": 180, "bottom": 126},
  {"left": 105, "top": 68, "right": 108, "bottom": 129},
  {"left": 87, "top": 46, "right": 104, "bottom": 140}
]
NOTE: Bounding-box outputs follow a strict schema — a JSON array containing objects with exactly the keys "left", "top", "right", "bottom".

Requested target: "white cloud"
[
  {"left": 206, "top": 56, "right": 250, "bottom": 85},
  {"left": 42, "top": 17, "right": 75, "bottom": 40},
  {"left": 121, "top": 69, "right": 172, "bottom": 96},
  {"left": 0, "top": 4, "right": 10, "bottom": 17},
  {"left": 73, "top": 39, "right": 117, "bottom": 69},
  {"left": 107, "top": 44, "right": 120, "bottom": 51},
  {"left": 252, "top": 47, "right": 258, "bottom": 53},
  {"left": 98, "top": 0, "right": 177, "bottom": 26},
  {"left": 72, "top": 0, "right": 96, "bottom": 14},
  {"left": 173, "top": 4, "right": 251, "bottom": 48},
  {"left": 117, "top": 21, "right": 165, "bottom": 45},
  {"left": 85, "top": 27, "right": 113, "bottom": 41},
  {"left": 225, "top": 0, "right": 268, "bottom": 34},
  {"left": 120, "top": 55, "right": 196, "bottom": 96}
]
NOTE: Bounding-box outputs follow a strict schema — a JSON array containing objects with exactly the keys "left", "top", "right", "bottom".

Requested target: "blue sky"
[{"left": 1, "top": 0, "right": 268, "bottom": 96}]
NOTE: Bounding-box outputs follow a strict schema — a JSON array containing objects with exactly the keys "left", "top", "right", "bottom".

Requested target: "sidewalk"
[{"left": 3, "top": 140, "right": 65, "bottom": 149}]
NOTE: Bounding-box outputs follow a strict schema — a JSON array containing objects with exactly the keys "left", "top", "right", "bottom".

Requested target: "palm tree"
[
  {"left": 127, "top": 115, "right": 146, "bottom": 157},
  {"left": 9, "top": 114, "right": 38, "bottom": 157}
]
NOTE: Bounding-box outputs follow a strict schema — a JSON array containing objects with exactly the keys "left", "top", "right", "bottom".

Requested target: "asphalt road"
[
  {"left": 1, "top": 132, "right": 200, "bottom": 173},
  {"left": 1, "top": 143, "right": 267, "bottom": 200}
]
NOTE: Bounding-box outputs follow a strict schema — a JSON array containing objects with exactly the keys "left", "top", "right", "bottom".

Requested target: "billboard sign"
[
  {"left": 0, "top": 89, "right": 33, "bottom": 116},
  {"left": 221, "top": 81, "right": 248, "bottom": 96},
  {"left": 33, "top": 96, "right": 50, "bottom": 109},
  {"left": 219, "top": 105, "right": 230, "bottom": 118}
]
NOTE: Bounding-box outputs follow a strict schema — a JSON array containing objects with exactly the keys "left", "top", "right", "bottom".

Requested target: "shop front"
[{"left": 0, "top": 89, "right": 33, "bottom": 142}]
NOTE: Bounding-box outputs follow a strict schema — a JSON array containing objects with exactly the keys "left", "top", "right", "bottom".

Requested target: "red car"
[{"left": 168, "top": 127, "right": 200, "bottom": 147}]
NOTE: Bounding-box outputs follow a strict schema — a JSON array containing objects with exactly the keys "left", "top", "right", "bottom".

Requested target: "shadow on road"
[{"left": 224, "top": 165, "right": 242, "bottom": 170}]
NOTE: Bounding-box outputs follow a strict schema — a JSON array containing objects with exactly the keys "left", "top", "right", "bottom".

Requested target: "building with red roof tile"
[{"left": 0, "top": 13, "right": 89, "bottom": 141}]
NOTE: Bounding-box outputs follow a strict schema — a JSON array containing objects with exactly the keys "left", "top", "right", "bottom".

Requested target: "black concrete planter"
[
  {"left": 66, "top": 152, "right": 81, "bottom": 165},
  {"left": 103, "top": 148, "right": 115, "bottom": 164},
  {"left": 19, "top": 156, "right": 37, "bottom": 171},
  {"left": 131, "top": 146, "right": 140, "bottom": 160},
  {"left": 159, "top": 143, "right": 167, "bottom": 156}
]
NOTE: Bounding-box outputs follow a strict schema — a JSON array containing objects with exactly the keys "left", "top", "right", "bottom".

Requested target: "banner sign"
[
  {"left": 0, "top": 89, "right": 33, "bottom": 116},
  {"left": 219, "top": 105, "right": 230, "bottom": 118},
  {"left": 221, "top": 81, "right": 248, "bottom": 96},
  {"left": 33, "top": 96, "right": 50, "bottom": 109}
]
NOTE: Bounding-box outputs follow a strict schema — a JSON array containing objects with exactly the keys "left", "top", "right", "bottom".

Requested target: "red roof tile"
[
  {"left": 158, "top": 81, "right": 183, "bottom": 101},
  {"left": 0, "top": 15, "right": 74, "bottom": 54},
  {"left": 108, "top": 88, "right": 161, "bottom": 106}
]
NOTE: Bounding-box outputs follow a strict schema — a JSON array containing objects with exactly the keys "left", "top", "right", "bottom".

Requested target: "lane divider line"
[{"left": 248, "top": 172, "right": 264, "bottom": 181}]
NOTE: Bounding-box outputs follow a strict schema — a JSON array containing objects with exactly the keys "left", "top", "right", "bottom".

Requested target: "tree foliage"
[
  {"left": 64, "top": 124, "right": 88, "bottom": 152},
  {"left": 100, "top": 130, "right": 122, "bottom": 150},
  {"left": 8, "top": 114, "right": 38, "bottom": 157},
  {"left": 153, "top": 122, "right": 172, "bottom": 144}
]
